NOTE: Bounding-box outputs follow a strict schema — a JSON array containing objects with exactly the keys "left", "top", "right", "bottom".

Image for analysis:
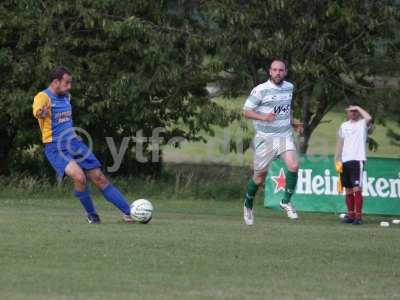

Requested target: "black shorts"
[{"left": 341, "top": 160, "right": 364, "bottom": 188}]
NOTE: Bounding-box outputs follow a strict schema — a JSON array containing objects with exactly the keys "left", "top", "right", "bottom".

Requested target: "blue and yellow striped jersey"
[{"left": 32, "top": 89, "right": 76, "bottom": 143}]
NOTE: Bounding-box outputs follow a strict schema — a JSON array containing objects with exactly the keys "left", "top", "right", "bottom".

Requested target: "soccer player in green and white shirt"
[{"left": 242, "top": 60, "right": 303, "bottom": 225}]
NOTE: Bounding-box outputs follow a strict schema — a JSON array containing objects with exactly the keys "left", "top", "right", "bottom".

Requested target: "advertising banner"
[{"left": 264, "top": 155, "right": 400, "bottom": 215}]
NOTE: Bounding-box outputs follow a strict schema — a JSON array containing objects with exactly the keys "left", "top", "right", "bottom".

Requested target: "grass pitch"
[{"left": 1, "top": 196, "right": 399, "bottom": 300}]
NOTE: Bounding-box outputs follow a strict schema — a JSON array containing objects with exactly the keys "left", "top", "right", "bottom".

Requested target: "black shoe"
[
  {"left": 341, "top": 215, "right": 354, "bottom": 224},
  {"left": 352, "top": 218, "right": 363, "bottom": 225},
  {"left": 87, "top": 213, "right": 101, "bottom": 224}
]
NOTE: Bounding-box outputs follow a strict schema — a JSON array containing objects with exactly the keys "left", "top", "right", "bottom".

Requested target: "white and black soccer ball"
[{"left": 130, "top": 199, "right": 153, "bottom": 224}]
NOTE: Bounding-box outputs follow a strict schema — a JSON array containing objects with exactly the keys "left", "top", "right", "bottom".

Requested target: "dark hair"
[
  {"left": 49, "top": 66, "right": 71, "bottom": 82},
  {"left": 347, "top": 100, "right": 360, "bottom": 108},
  {"left": 269, "top": 58, "right": 288, "bottom": 70}
]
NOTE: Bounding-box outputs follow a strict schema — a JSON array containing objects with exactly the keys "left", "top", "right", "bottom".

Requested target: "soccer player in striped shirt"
[
  {"left": 242, "top": 60, "right": 303, "bottom": 225},
  {"left": 33, "top": 66, "right": 133, "bottom": 224}
]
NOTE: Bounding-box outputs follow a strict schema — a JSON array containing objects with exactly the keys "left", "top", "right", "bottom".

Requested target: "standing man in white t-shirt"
[
  {"left": 242, "top": 59, "right": 303, "bottom": 225},
  {"left": 335, "top": 104, "right": 372, "bottom": 225}
]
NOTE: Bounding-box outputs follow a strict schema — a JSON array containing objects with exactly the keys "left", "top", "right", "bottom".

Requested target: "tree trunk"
[
  {"left": 248, "top": 59, "right": 259, "bottom": 86},
  {"left": 0, "top": 157, "right": 9, "bottom": 176},
  {"left": 298, "top": 85, "right": 336, "bottom": 154},
  {"left": 299, "top": 134, "right": 310, "bottom": 154},
  {"left": 0, "top": 138, "right": 10, "bottom": 175},
  {"left": 299, "top": 86, "right": 311, "bottom": 154}
]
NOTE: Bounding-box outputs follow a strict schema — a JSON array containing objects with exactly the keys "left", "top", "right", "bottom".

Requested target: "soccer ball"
[{"left": 130, "top": 199, "right": 153, "bottom": 224}]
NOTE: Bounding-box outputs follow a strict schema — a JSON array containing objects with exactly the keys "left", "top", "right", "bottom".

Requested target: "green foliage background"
[{"left": 0, "top": 0, "right": 398, "bottom": 176}]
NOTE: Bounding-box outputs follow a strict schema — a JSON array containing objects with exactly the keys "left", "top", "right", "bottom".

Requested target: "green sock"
[
  {"left": 282, "top": 170, "right": 298, "bottom": 204},
  {"left": 244, "top": 178, "right": 259, "bottom": 209}
]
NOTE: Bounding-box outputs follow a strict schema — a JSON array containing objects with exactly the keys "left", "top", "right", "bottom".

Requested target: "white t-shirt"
[
  {"left": 339, "top": 118, "right": 369, "bottom": 162},
  {"left": 243, "top": 80, "right": 294, "bottom": 137}
]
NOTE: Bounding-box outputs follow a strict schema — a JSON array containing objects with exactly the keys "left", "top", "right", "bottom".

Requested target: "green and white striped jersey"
[{"left": 243, "top": 80, "right": 294, "bottom": 137}]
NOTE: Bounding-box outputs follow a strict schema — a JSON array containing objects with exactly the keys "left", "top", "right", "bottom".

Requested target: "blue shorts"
[{"left": 44, "top": 138, "right": 102, "bottom": 177}]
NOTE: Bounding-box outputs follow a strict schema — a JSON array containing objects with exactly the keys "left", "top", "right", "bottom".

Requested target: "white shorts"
[{"left": 253, "top": 133, "right": 297, "bottom": 173}]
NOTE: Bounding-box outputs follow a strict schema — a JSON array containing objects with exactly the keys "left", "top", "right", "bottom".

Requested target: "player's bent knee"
[
  {"left": 253, "top": 178, "right": 262, "bottom": 185},
  {"left": 345, "top": 188, "right": 353, "bottom": 195},
  {"left": 288, "top": 162, "right": 299, "bottom": 172},
  {"left": 89, "top": 170, "right": 109, "bottom": 188},
  {"left": 96, "top": 174, "right": 109, "bottom": 187},
  {"left": 72, "top": 172, "right": 87, "bottom": 186},
  {"left": 253, "top": 172, "right": 266, "bottom": 185}
]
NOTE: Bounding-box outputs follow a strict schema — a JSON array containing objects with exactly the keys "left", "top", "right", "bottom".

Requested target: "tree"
[
  {"left": 205, "top": 0, "right": 399, "bottom": 153},
  {"left": 372, "top": 2, "right": 400, "bottom": 148},
  {"left": 0, "top": 0, "right": 231, "bottom": 176}
]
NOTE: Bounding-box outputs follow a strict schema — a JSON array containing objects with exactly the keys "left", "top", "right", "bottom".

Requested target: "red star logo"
[{"left": 271, "top": 168, "right": 286, "bottom": 193}]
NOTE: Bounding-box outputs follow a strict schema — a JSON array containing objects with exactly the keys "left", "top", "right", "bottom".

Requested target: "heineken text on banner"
[{"left": 264, "top": 155, "right": 400, "bottom": 215}]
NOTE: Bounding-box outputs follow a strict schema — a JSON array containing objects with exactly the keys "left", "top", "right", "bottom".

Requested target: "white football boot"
[
  {"left": 243, "top": 205, "right": 254, "bottom": 225},
  {"left": 279, "top": 201, "right": 299, "bottom": 219}
]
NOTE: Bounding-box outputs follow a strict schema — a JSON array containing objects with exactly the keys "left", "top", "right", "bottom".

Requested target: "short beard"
[
  {"left": 271, "top": 77, "right": 283, "bottom": 85},
  {"left": 56, "top": 89, "right": 67, "bottom": 96}
]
